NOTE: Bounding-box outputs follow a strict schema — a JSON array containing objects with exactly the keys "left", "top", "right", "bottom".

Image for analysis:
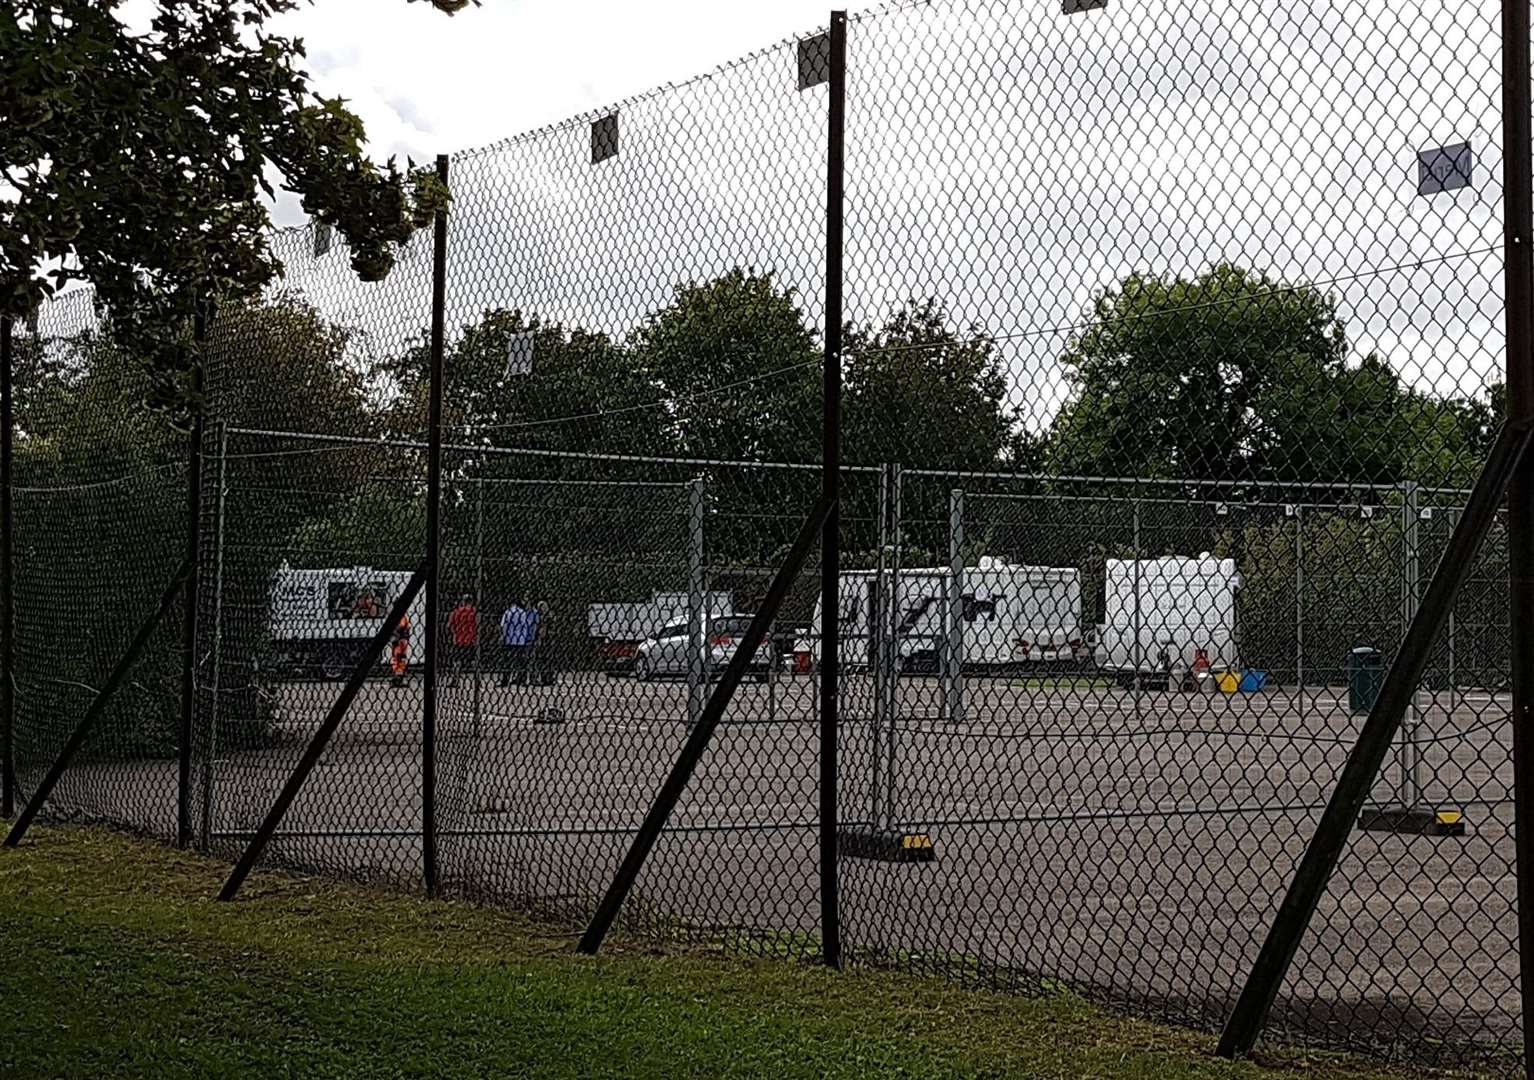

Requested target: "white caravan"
[
  {"left": 1095, "top": 555, "right": 1241, "bottom": 686},
  {"left": 800, "top": 557, "right": 1082, "bottom": 671},
  {"left": 269, "top": 563, "right": 428, "bottom": 679}
]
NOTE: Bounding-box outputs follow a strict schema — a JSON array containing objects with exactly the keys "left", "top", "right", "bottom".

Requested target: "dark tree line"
[{"left": 14, "top": 262, "right": 1505, "bottom": 758}]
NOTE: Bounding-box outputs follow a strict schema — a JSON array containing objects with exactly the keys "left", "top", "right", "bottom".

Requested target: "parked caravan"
[
  {"left": 798, "top": 557, "right": 1082, "bottom": 671},
  {"left": 1094, "top": 554, "right": 1241, "bottom": 687},
  {"left": 269, "top": 563, "right": 428, "bottom": 680}
]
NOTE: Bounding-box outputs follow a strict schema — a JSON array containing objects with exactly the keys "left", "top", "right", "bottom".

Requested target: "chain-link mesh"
[
  {"left": 191, "top": 224, "right": 436, "bottom": 886},
  {"left": 8, "top": 0, "right": 1529, "bottom": 1068},
  {"left": 12, "top": 287, "right": 187, "bottom": 840}
]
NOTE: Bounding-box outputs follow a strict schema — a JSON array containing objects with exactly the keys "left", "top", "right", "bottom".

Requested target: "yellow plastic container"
[{"left": 1215, "top": 671, "right": 1240, "bottom": 694}]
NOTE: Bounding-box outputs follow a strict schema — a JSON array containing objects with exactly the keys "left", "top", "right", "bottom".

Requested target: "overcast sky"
[
  {"left": 80, "top": 0, "right": 1509, "bottom": 441},
  {"left": 257, "top": 0, "right": 875, "bottom": 226}
]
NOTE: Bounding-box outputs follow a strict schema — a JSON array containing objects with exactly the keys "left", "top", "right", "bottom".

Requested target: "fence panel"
[
  {"left": 11, "top": 288, "right": 186, "bottom": 840},
  {"left": 7, "top": 0, "right": 1528, "bottom": 1068},
  {"left": 839, "top": 0, "right": 1512, "bottom": 1064},
  {"left": 431, "top": 35, "right": 833, "bottom": 949}
]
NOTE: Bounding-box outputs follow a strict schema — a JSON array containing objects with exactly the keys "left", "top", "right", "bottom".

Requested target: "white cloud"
[{"left": 262, "top": 0, "right": 869, "bottom": 224}]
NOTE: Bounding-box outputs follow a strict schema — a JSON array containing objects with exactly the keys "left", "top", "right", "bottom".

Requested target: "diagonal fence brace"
[
  {"left": 1217, "top": 419, "right": 1534, "bottom": 1059},
  {"left": 217, "top": 559, "right": 428, "bottom": 902},
  {"left": 5, "top": 554, "right": 196, "bottom": 847},
  {"left": 578, "top": 492, "right": 834, "bottom": 956}
]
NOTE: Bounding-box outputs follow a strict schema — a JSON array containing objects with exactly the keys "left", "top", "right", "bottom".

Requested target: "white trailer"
[
  {"left": 269, "top": 563, "right": 428, "bottom": 680},
  {"left": 799, "top": 557, "right": 1082, "bottom": 671},
  {"left": 1094, "top": 554, "right": 1241, "bottom": 686}
]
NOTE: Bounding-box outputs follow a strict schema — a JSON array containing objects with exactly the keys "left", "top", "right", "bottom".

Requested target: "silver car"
[{"left": 632, "top": 615, "right": 773, "bottom": 682}]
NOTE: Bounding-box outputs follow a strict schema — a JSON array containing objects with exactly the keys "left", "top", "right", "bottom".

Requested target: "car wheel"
[
  {"left": 319, "top": 648, "right": 349, "bottom": 682},
  {"left": 634, "top": 653, "right": 655, "bottom": 682}
]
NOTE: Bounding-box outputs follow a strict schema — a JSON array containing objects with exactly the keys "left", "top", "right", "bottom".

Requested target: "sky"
[
  {"left": 261, "top": 0, "right": 877, "bottom": 227},
  {"left": 91, "top": 0, "right": 1509, "bottom": 439}
]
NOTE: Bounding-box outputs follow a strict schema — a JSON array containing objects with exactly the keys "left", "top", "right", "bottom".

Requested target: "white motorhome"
[
  {"left": 799, "top": 557, "right": 1082, "bottom": 671},
  {"left": 269, "top": 563, "right": 428, "bottom": 679},
  {"left": 1095, "top": 554, "right": 1241, "bottom": 687}
]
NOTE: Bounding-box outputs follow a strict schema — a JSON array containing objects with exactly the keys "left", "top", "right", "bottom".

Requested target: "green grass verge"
[{"left": 0, "top": 825, "right": 1451, "bottom": 1079}]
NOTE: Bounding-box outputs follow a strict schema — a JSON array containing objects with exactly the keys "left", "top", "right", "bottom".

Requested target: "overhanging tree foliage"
[{"left": 2, "top": 0, "right": 462, "bottom": 414}]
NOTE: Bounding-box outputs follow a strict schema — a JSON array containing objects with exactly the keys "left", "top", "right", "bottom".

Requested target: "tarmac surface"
[{"left": 41, "top": 669, "right": 1521, "bottom": 1063}]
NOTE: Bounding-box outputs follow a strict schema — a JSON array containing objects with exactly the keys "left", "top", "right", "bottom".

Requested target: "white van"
[
  {"left": 1095, "top": 555, "right": 1241, "bottom": 687},
  {"left": 269, "top": 563, "right": 428, "bottom": 679},
  {"left": 798, "top": 557, "right": 1082, "bottom": 671}
]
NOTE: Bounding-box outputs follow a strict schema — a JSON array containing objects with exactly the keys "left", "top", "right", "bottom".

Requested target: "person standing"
[
  {"left": 447, "top": 594, "right": 478, "bottom": 684},
  {"left": 499, "top": 598, "right": 534, "bottom": 687},
  {"left": 389, "top": 612, "right": 411, "bottom": 688}
]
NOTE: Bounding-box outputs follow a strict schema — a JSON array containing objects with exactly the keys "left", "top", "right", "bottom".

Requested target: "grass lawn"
[{"left": 0, "top": 825, "right": 1454, "bottom": 1079}]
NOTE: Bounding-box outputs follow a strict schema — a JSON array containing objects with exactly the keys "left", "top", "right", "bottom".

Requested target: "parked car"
[{"left": 632, "top": 614, "right": 779, "bottom": 682}]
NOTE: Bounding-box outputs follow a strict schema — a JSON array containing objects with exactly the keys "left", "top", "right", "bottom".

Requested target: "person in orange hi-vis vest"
[{"left": 390, "top": 613, "right": 411, "bottom": 687}]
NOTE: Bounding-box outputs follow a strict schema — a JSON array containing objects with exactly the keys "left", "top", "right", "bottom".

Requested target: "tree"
[
  {"left": 383, "top": 308, "right": 675, "bottom": 458},
  {"left": 12, "top": 297, "right": 383, "bottom": 757},
  {"left": 844, "top": 298, "right": 1012, "bottom": 471},
  {"left": 1049, "top": 265, "right": 1347, "bottom": 482},
  {"left": 1047, "top": 265, "right": 1486, "bottom": 487},
  {"left": 632, "top": 270, "right": 820, "bottom": 463},
  {"left": 2, "top": 1, "right": 459, "bottom": 414}
]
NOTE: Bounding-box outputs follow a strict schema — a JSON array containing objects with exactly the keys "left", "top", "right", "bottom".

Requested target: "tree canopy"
[
  {"left": 384, "top": 308, "right": 674, "bottom": 458},
  {"left": 1046, "top": 265, "right": 1486, "bottom": 487},
  {"left": 844, "top": 298, "right": 1012, "bottom": 472},
  {"left": 632, "top": 269, "right": 820, "bottom": 463},
  {"left": 2, "top": 1, "right": 460, "bottom": 415}
]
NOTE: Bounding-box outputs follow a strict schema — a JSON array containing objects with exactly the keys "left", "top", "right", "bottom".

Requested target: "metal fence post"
[
  {"left": 882, "top": 462, "right": 903, "bottom": 828},
  {"left": 1400, "top": 481, "right": 1421, "bottom": 811},
  {"left": 474, "top": 476, "right": 484, "bottom": 739},
  {"left": 1, "top": 316, "right": 12, "bottom": 820},
  {"left": 1500, "top": 0, "right": 1534, "bottom": 1066},
  {"left": 422, "top": 151, "right": 450, "bottom": 899},
  {"left": 1132, "top": 498, "right": 1143, "bottom": 714},
  {"left": 819, "top": 6, "right": 847, "bottom": 971},
  {"left": 1294, "top": 504, "right": 1304, "bottom": 722},
  {"left": 870, "top": 463, "right": 889, "bottom": 818},
  {"left": 199, "top": 422, "right": 228, "bottom": 850},
  {"left": 177, "top": 305, "right": 207, "bottom": 849},
  {"left": 944, "top": 488, "right": 965, "bottom": 725},
  {"left": 686, "top": 476, "right": 707, "bottom": 727}
]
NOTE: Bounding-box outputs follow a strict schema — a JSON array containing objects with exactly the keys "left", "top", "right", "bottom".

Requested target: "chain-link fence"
[{"left": 6, "top": 0, "right": 1533, "bottom": 1070}]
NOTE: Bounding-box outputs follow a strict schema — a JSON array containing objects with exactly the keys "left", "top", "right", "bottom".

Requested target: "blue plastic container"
[{"left": 1238, "top": 669, "right": 1268, "bottom": 693}]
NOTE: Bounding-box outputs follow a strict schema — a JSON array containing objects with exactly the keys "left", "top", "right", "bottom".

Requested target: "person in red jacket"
[{"left": 447, "top": 594, "right": 478, "bottom": 685}]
